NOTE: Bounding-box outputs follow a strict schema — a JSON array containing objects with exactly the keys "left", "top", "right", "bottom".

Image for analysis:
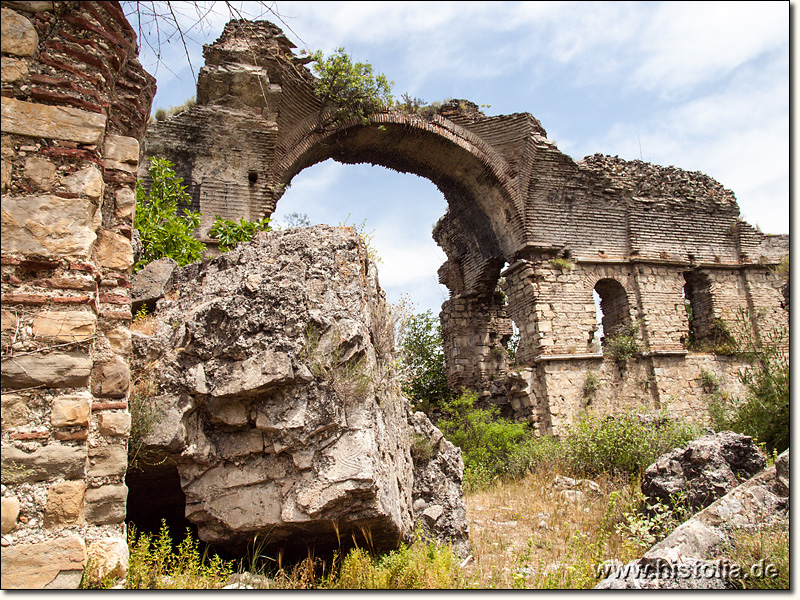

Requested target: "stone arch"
[{"left": 271, "top": 112, "right": 523, "bottom": 298}]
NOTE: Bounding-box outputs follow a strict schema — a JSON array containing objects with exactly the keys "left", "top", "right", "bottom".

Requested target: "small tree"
[
  {"left": 398, "top": 310, "right": 452, "bottom": 412},
  {"left": 311, "top": 47, "right": 393, "bottom": 127},
  {"left": 134, "top": 157, "right": 205, "bottom": 271}
]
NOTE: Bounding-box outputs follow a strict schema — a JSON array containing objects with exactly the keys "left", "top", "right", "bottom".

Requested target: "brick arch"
[{"left": 270, "top": 112, "right": 523, "bottom": 296}]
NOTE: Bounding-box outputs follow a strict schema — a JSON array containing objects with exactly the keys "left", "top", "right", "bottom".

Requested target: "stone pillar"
[
  {"left": 440, "top": 292, "right": 513, "bottom": 407},
  {"left": 1, "top": 1, "right": 154, "bottom": 588}
]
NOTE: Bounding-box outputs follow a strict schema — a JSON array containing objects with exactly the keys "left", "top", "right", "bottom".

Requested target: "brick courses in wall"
[{"left": 1, "top": 1, "right": 154, "bottom": 589}]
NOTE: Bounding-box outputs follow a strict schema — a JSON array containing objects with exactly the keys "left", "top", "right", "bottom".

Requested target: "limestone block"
[
  {"left": 44, "top": 480, "right": 85, "bottom": 528},
  {"left": 50, "top": 392, "right": 91, "bottom": 428},
  {"left": 103, "top": 135, "right": 139, "bottom": 172},
  {"left": 62, "top": 165, "right": 104, "bottom": 200},
  {"left": 24, "top": 155, "right": 56, "bottom": 190},
  {"left": 1, "top": 97, "right": 107, "bottom": 145},
  {"left": 33, "top": 310, "right": 97, "bottom": 342},
  {"left": 0, "top": 8, "right": 38, "bottom": 57},
  {"left": 1, "top": 393, "right": 30, "bottom": 429},
  {"left": 0, "top": 444, "right": 87, "bottom": 482},
  {"left": 0, "top": 155, "right": 11, "bottom": 192},
  {"left": 1, "top": 56, "right": 29, "bottom": 82},
  {"left": 115, "top": 186, "right": 136, "bottom": 220},
  {"left": 775, "top": 449, "right": 789, "bottom": 496},
  {"left": 97, "top": 412, "right": 131, "bottom": 437},
  {"left": 86, "top": 538, "right": 128, "bottom": 584},
  {"left": 106, "top": 326, "right": 132, "bottom": 355},
  {"left": 88, "top": 444, "right": 127, "bottom": 477},
  {"left": 3, "top": 2, "right": 54, "bottom": 13},
  {"left": 1, "top": 309, "right": 17, "bottom": 331},
  {"left": 1, "top": 495, "right": 21, "bottom": 533},
  {"left": 1, "top": 194, "right": 98, "bottom": 258},
  {"left": 1, "top": 351, "right": 92, "bottom": 389},
  {"left": 130, "top": 257, "right": 178, "bottom": 313},
  {"left": 94, "top": 230, "right": 133, "bottom": 270},
  {"left": 210, "top": 350, "right": 294, "bottom": 399},
  {"left": 0, "top": 534, "right": 87, "bottom": 589},
  {"left": 91, "top": 355, "right": 130, "bottom": 398},
  {"left": 84, "top": 484, "right": 127, "bottom": 525}
]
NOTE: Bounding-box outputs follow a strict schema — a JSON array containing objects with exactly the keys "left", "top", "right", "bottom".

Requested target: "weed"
[
  {"left": 125, "top": 521, "right": 232, "bottom": 589},
  {"left": 562, "top": 410, "right": 701, "bottom": 478},
  {"left": 551, "top": 257, "right": 574, "bottom": 272},
  {"left": 0, "top": 458, "right": 33, "bottom": 484},
  {"left": 437, "top": 391, "right": 560, "bottom": 492},
  {"left": 583, "top": 371, "right": 600, "bottom": 398},
  {"left": 603, "top": 320, "right": 641, "bottom": 362},
  {"left": 410, "top": 433, "right": 436, "bottom": 463},
  {"left": 301, "top": 326, "right": 373, "bottom": 402},
  {"left": 331, "top": 538, "right": 468, "bottom": 589},
  {"left": 128, "top": 366, "right": 162, "bottom": 469},
  {"left": 723, "top": 526, "right": 789, "bottom": 589},
  {"left": 699, "top": 369, "right": 720, "bottom": 393}
]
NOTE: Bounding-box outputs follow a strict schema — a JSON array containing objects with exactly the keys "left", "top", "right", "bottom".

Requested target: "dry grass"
[
  {"left": 463, "top": 467, "right": 646, "bottom": 589},
  {"left": 131, "top": 312, "right": 159, "bottom": 335}
]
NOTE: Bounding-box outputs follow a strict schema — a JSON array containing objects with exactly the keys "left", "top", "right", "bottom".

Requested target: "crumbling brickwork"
[
  {"left": 143, "top": 19, "right": 787, "bottom": 437},
  {"left": 1, "top": 1, "right": 154, "bottom": 588}
]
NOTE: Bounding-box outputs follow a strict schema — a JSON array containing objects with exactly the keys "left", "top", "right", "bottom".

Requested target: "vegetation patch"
[
  {"left": 134, "top": 157, "right": 205, "bottom": 272},
  {"left": 561, "top": 410, "right": 701, "bottom": 478},
  {"left": 603, "top": 320, "right": 642, "bottom": 363}
]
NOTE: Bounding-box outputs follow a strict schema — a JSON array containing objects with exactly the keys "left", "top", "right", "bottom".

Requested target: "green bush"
[
  {"left": 333, "top": 540, "right": 467, "bottom": 589},
  {"left": 562, "top": 410, "right": 701, "bottom": 477},
  {"left": 437, "top": 391, "right": 557, "bottom": 491},
  {"left": 209, "top": 215, "right": 272, "bottom": 252},
  {"left": 603, "top": 320, "right": 642, "bottom": 362},
  {"left": 311, "top": 47, "right": 393, "bottom": 126},
  {"left": 708, "top": 316, "right": 788, "bottom": 454},
  {"left": 134, "top": 157, "right": 205, "bottom": 271},
  {"left": 124, "top": 521, "right": 231, "bottom": 589}
]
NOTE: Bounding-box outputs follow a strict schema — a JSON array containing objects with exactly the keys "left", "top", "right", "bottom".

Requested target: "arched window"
[
  {"left": 683, "top": 271, "right": 715, "bottom": 348},
  {"left": 593, "top": 278, "right": 631, "bottom": 343}
]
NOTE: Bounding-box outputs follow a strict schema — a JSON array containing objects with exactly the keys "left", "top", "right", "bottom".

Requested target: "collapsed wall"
[
  {"left": 130, "top": 226, "right": 469, "bottom": 557},
  {"left": 1, "top": 1, "right": 154, "bottom": 588}
]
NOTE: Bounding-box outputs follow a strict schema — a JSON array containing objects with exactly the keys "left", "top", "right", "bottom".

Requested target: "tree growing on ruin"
[
  {"left": 311, "top": 47, "right": 394, "bottom": 127},
  {"left": 398, "top": 310, "right": 452, "bottom": 412},
  {"left": 134, "top": 157, "right": 205, "bottom": 271}
]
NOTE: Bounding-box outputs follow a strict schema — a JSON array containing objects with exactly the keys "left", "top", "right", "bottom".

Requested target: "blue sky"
[{"left": 127, "top": 1, "right": 789, "bottom": 316}]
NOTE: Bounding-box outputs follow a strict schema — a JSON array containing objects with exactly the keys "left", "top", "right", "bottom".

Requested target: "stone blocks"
[
  {"left": 1, "top": 97, "right": 107, "bottom": 145},
  {"left": 1, "top": 2, "right": 152, "bottom": 588}
]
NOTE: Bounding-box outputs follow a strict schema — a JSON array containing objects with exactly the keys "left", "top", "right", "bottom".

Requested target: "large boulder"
[
  {"left": 642, "top": 431, "right": 766, "bottom": 511},
  {"left": 130, "top": 256, "right": 179, "bottom": 314},
  {"left": 131, "top": 226, "right": 468, "bottom": 556},
  {"left": 407, "top": 411, "right": 469, "bottom": 558}
]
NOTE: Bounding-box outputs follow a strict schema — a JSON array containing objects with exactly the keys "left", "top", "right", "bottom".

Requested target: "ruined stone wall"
[
  {"left": 141, "top": 19, "right": 788, "bottom": 436},
  {"left": 1, "top": 1, "right": 154, "bottom": 588}
]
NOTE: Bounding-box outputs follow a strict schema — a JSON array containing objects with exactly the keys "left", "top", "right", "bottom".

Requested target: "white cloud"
[{"left": 630, "top": 1, "right": 786, "bottom": 96}]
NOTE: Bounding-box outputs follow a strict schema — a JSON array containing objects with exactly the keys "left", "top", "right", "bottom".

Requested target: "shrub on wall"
[
  {"left": 707, "top": 314, "right": 789, "bottom": 454},
  {"left": 134, "top": 157, "right": 205, "bottom": 271},
  {"left": 311, "top": 47, "right": 393, "bottom": 126}
]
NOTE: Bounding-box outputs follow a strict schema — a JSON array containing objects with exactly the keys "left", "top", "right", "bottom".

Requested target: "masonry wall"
[{"left": 1, "top": 1, "right": 154, "bottom": 588}]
